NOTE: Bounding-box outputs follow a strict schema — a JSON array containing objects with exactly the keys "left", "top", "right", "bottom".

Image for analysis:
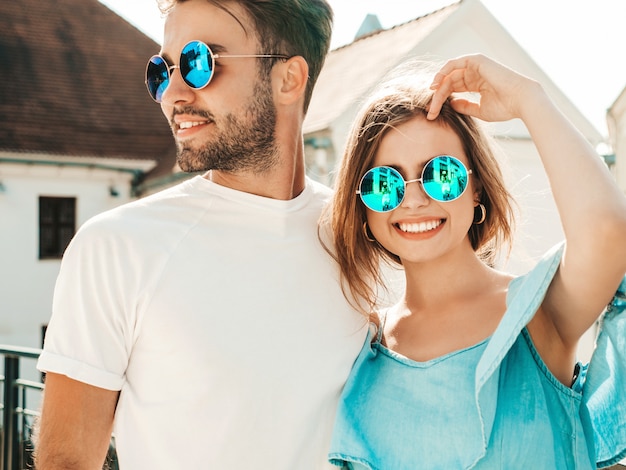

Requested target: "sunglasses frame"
[
  {"left": 356, "top": 155, "right": 473, "bottom": 213},
  {"left": 145, "top": 40, "right": 290, "bottom": 103}
]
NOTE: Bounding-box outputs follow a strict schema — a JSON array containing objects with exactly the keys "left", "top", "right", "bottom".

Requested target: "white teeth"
[
  {"left": 178, "top": 121, "right": 206, "bottom": 129},
  {"left": 398, "top": 220, "right": 442, "bottom": 233}
]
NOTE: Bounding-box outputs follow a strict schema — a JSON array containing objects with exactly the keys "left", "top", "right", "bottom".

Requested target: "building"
[
  {"left": 0, "top": 0, "right": 176, "bottom": 349},
  {"left": 607, "top": 87, "right": 626, "bottom": 193}
]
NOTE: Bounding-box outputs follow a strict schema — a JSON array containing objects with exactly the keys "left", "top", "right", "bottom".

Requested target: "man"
[{"left": 34, "top": 1, "right": 366, "bottom": 468}]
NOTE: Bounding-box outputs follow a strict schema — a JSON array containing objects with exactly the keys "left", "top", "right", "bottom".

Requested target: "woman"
[{"left": 323, "top": 54, "right": 626, "bottom": 469}]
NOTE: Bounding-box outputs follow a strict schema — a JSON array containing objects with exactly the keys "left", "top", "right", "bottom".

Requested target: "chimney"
[{"left": 354, "top": 13, "right": 383, "bottom": 40}]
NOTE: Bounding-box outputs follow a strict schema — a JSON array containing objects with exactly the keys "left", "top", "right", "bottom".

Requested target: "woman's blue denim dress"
[{"left": 329, "top": 243, "right": 626, "bottom": 469}]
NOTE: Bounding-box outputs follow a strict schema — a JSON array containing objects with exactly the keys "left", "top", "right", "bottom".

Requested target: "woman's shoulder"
[{"left": 367, "top": 306, "right": 394, "bottom": 345}]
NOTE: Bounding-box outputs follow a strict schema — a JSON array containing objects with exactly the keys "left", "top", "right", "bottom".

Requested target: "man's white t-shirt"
[{"left": 38, "top": 176, "right": 366, "bottom": 469}]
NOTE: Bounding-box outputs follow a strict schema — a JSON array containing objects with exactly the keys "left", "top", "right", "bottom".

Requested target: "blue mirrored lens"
[
  {"left": 358, "top": 156, "right": 470, "bottom": 211},
  {"left": 180, "top": 41, "right": 213, "bottom": 89},
  {"left": 359, "top": 166, "right": 405, "bottom": 212},
  {"left": 146, "top": 56, "right": 169, "bottom": 102},
  {"left": 422, "top": 156, "right": 468, "bottom": 201}
]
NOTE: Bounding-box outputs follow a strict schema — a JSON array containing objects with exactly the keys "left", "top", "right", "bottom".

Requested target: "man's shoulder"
[
  {"left": 305, "top": 177, "right": 333, "bottom": 201},
  {"left": 75, "top": 178, "right": 203, "bottom": 241}
]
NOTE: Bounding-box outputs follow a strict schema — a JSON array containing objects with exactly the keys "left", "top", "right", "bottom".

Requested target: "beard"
[{"left": 174, "top": 79, "right": 279, "bottom": 174}]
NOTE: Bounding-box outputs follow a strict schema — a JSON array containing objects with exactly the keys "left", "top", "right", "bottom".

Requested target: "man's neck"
[{"left": 204, "top": 147, "right": 306, "bottom": 200}]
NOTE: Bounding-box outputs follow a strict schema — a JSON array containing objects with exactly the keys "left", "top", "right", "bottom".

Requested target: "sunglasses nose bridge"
[
  {"left": 400, "top": 177, "right": 431, "bottom": 207},
  {"left": 160, "top": 64, "right": 196, "bottom": 105},
  {"left": 162, "top": 63, "right": 181, "bottom": 86}
]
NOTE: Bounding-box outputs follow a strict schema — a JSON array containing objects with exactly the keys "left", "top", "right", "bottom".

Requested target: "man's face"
[{"left": 159, "top": 0, "right": 278, "bottom": 173}]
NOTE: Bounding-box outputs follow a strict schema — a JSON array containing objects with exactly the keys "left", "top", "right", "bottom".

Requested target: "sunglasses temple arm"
[{"left": 213, "top": 54, "right": 290, "bottom": 60}]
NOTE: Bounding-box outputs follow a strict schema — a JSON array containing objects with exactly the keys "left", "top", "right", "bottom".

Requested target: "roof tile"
[{"left": 0, "top": 0, "right": 177, "bottom": 177}]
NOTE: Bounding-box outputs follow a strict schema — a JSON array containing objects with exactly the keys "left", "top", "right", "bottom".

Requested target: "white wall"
[
  {"left": 0, "top": 160, "right": 138, "bottom": 350},
  {"left": 608, "top": 87, "right": 626, "bottom": 193}
]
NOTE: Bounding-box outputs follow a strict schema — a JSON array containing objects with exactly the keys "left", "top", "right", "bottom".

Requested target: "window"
[{"left": 39, "top": 196, "right": 76, "bottom": 259}]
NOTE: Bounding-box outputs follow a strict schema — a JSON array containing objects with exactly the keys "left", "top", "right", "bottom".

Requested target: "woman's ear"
[
  {"left": 273, "top": 56, "right": 309, "bottom": 106},
  {"left": 472, "top": 178, "right": 483, "bottom": 205}
]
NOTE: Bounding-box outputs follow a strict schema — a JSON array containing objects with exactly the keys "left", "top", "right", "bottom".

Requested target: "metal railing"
[
  {"left": 0, "top": 346, "right": 118, "bottom": 470},
  {"left": 0, "top": 345, "right": 42, "bottom": 470}
]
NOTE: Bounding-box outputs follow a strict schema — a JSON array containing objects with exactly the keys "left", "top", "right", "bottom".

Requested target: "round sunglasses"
[
  {"left": 145, "top": 40, "right": 290, "bottom": 103},
  {"left": 356, "top": 155, "right": 472, "bottom": 212}
]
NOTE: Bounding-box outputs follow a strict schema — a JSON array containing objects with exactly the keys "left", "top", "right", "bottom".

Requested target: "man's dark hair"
[{"left": 157, "top": 0, "right": 333, "bottom": 113}]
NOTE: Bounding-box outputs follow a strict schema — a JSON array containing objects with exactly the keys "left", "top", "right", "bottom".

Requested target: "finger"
[
  {"left": 449, "top": 98, "right": 481, "bottom": 118},
  {"left": 427, "top": 68, "right": 471, "bottom": 120},
  {"left": 429, "top": 57, "right": 472, "bottom": 89},
  {"left": 431, "top": 68, "right": 469, "bottom": 95},
  {"left": 427, "top": 90, "right": 445, "bottom": 120}
]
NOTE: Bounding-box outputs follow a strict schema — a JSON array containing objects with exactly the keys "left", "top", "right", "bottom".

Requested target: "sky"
[{"left": 99, "top": 0, "right": 626, "bottom": 140}]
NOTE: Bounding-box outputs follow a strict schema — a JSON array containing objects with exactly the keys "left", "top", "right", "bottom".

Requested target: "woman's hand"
[{"left": 427, "top": 54, "right": 541, "bottom": 123}]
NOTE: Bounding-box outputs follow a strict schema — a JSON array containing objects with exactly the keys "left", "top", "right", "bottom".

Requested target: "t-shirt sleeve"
[{"left": 37, "top": 217, "right": 139, "bottom": 391}]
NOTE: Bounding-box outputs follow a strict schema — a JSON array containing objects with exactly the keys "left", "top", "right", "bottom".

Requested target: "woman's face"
[{"left": 365, "top": 115, "right": 478, "bottom": 265}]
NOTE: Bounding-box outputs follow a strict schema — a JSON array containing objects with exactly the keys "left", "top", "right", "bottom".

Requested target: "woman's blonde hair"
[{"left": 320, "top": 59, "right": 516, "bottom": 314}]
